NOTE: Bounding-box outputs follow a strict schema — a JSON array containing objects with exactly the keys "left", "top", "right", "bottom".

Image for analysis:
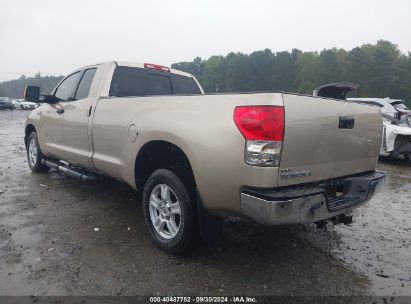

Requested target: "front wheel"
[
  {"left": 26, "top": 132, "right": 50, "bottom": 173},
  {"left": 143, "top": 169, "right": 194, "bottom": 254}
]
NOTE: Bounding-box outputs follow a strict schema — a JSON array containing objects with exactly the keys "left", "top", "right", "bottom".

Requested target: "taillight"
[
  {"left": 234, "top": 106, "right": 284, "bottom": 167},
  {"left": 144, "top": 63, "right": 170, "bottom": 72},
  {"left": 234, "top": 106, "right": 284, "bottom": 141}
]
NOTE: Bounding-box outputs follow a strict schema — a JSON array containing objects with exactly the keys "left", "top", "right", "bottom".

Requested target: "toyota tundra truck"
[{"left": 23, "top": 61, "right": 385, "bottom": 253}]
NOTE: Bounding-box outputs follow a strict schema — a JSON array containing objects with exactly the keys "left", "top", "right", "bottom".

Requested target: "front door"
[{"left": 39, "top": 71, "right": 82, "bottom": 159}]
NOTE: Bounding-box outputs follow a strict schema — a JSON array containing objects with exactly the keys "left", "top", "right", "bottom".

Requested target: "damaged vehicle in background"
[
  {"left": 348, "top": 98, "right": 411, "bottom": 160},
  {"left": 379, "top": 114, "right": 411, "bottom": 160},
  {"left": 348, "top": 97, "right": 411, "bottom": 124},
  {"left": 390, "top": 99, "right": 411, "bottom": 123},
  {"left": 314, "top": 84, "right": 411, "bottom": 160}
]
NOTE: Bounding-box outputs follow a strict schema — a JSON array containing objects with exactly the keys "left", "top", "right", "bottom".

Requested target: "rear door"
[
  {"left": 278, "top": 94, "right": 382, "bottom": 187},
  {"left": 61, "top": 68, "right": 97, "bottom": 168}
]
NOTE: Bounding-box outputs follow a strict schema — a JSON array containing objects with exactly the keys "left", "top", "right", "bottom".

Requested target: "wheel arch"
[
  {"left": 24, "top": 124, "right": 36, "bottom": 146},
  {"left": 135, "top": 140, "right": 222, "bottom": 243},
  {"left": 134, "top": 140, "right": 197, "bottom": 194}
]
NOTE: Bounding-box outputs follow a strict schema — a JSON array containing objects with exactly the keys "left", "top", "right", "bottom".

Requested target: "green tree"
[
  {"left": 318, "top": 48, "right": 344, "bottom": 84},
  {"left": 3, "top": 41, "right": 411, "bottom": 103},
  {"left": 0, "top": 74, "right": 63, "bottom": 98},
  {"left": 294, "top": 52, "right": 321, "bottom": 94},
  {"left": 202, "top": 55, "right": 226, "bottom": 93}
]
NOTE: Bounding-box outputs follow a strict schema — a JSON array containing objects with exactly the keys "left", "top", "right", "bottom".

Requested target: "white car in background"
[
  {"left": 12, "top": 99, "right": 22, "bottom": 109},
  {"left": 20, "top": 100, "right": 37, "bottom": 110},
  {"left": 348, "top": 97, "right": 411, "bottom": 124},
  {"left": 348, "top": 98, "right": 411, "bottom": 159}
]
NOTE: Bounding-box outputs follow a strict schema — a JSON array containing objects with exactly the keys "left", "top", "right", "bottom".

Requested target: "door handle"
[
  {"left": 339, "top": 116, "right": 354, "bottom": 129},
  {"left": 87, "top": 105, "right": 92, "bottom": 117},
  {"left": 56, "top": 109, "right": 65, "bottom": 115}
]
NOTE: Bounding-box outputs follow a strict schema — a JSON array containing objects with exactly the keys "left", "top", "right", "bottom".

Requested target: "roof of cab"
[
  {"left": 114, "top": 61, "right": 194, "bottom": 78},
  {"left": 73, "top": 61, "right": 195, "bottom": 79}
]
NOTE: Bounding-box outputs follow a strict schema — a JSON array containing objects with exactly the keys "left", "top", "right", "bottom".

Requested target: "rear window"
[
  {"left": 148, "top": 74, "right": 172, "bottom": 95},
  {"left": 171, "top": 74, "right": 201, "bottom": 94},
  {"left": 110, "top": 67, "right": 148, "bottom": 97},
  {"left": 109, "top": 66, "right": 201, "bottom": 97}
]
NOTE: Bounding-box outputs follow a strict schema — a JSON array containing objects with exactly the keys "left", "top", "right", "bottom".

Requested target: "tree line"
[
  {"left": 172, "top": 40, "right": 411, "bottom": 103},
  {"left": 0, "top": 74, "right": 63, "bottom": 99},
  {"left": 1, "top": 40, "right": 410, "bottom": 105}
]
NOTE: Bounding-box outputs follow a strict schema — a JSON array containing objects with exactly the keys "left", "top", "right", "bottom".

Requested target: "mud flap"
[{"left": 196, "top": 191, "right": 223, "bottom": 243}]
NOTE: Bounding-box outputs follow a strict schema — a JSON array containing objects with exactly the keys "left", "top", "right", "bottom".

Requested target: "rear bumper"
[{"left": 240, "top": 171, "right": 385, "bottom": 225}]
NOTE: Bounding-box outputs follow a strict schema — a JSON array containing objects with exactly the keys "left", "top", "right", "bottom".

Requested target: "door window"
[
  {"left": 75, "top": 68, "right": 97, "bottom": 100},
  {"left": 54, "top": 71, "right": 82, "bottom": 102}
]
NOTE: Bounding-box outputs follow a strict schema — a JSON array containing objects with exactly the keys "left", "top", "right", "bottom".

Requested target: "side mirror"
[
  {"left": 39, "top": 94, "right": 56, "bottom": 104},
  {"left": 24, "top": 86, "right": 40, "bottom": 102}
]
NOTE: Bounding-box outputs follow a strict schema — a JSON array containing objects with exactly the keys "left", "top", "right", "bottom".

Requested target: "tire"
[
  {"left": 26, "top": 131, "right": 50, "bottom": 173},
  {"left": 143, "top": 169, "right": 194, "bottom": 254}
]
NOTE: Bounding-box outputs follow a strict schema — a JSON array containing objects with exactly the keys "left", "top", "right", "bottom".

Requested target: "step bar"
[{"left": 41, "top": 159, "right": 98, "bottom": 182}]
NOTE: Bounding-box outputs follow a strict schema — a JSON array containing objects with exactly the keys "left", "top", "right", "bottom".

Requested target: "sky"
[{"left": 0, "top": 0, "right": 410, "bottom": 81}]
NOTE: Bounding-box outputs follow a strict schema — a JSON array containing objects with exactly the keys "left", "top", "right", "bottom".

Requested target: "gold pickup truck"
[{"left": 24, "top": 61, "right": 385, "bottom": 253}]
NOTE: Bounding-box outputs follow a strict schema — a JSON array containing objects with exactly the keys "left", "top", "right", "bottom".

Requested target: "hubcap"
[
  {"left": 149, "top": 184, "right": 181, "bottom": 239},
  {"left": 28, "top": 137, "right": 38, "bottom": 167}
]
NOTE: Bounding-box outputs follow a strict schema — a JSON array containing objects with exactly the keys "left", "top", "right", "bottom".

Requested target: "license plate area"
[
  {"left": 319, "top": 178, "right": 366, "bottom": 212},
  {"left": 320, "top": 179, "right": 347, "bottom": 200}
]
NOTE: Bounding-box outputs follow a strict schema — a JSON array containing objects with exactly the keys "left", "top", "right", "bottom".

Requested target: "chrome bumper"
[{"left": 240, "top": 171, "right": 385, "bottom": 225}]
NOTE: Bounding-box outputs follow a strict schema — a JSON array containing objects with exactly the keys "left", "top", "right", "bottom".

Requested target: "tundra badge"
[{"left": 279, "top": 168, "right": 312, "bottom": 179}]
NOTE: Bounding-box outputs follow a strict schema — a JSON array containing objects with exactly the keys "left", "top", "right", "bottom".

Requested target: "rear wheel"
[
  {"left": 27, "top": 132, "right": 50, "bottom": 173},
  {"left": 143, "top": 169, "right": 194, "bottom": 254}
]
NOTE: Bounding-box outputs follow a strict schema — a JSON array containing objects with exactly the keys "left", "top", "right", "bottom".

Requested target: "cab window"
[
  {"left": 54, "top": 72, "right": 82, "bottom": 102},
  {"left": 75, "top": 68, "right": 97, "bottom": 100}
]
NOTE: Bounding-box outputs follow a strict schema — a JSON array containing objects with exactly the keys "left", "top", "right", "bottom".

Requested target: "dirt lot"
[{"left": 0, "top": 110, "right": 410, "bottom": 298}]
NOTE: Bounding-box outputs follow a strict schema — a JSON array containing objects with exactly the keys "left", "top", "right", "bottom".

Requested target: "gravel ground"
[{"left": 0, "top": 110, "right": 410, "bottom": 299}]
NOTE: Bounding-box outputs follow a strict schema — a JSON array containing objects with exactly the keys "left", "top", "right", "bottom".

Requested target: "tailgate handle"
[{"left": 339, "top": 116, "right": 354, "bottom": 129}]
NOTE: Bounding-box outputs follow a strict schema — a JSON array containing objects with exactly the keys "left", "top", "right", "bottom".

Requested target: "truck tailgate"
[{"left": 278, "top": 94, "right": 382, "bottom": 187}]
